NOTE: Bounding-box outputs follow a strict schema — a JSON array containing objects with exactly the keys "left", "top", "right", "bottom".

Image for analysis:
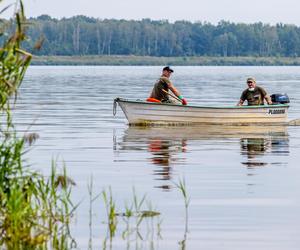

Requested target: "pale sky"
[{"left": 3, "top": 0, "right": 300, "bottom": 25}]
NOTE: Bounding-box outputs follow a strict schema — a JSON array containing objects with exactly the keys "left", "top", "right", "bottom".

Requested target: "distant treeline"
[
  {"left": 30, "top": 55, "right": 300, "bottom": 66},
  {"left": 14, "top": 15, "right": 300, "bottom": 57}
]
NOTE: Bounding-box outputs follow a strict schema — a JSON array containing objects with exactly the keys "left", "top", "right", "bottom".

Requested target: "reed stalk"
[
  {"left": 1, "top": 1, "right": 76, "bottom": 249},
  {"left": 99, "top": 187, "right": 161, "bottom": 249},
  {"left": 174, "top": 178, "right": 190, "bottom": 250}
]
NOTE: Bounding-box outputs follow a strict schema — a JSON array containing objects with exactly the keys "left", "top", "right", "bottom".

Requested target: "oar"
[
  {"left": 288, "top": 118, "right": 300, "bottom": 126},
  {"left": 162, "top": 89, "right": 182, "bottom": 102}
]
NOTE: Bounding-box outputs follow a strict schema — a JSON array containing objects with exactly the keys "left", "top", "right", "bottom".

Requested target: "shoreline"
[{"left": 31, "top": 55, "right": 300, "bottom": 66}]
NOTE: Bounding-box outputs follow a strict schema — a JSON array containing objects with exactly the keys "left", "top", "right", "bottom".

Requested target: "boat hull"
[{"left": 114, "top": 98, "right": 289, "bottom": 125}]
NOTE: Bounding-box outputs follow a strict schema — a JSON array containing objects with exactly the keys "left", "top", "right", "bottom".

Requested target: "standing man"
[
  {"left": 149, "top": 66, "right": 187, "bottom": 105},
  {"left": 237, "top": 77, "right": 272, "bottom": 106}
]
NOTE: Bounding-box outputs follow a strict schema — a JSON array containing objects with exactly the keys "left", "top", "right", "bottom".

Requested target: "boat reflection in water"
[{"left": 116, "top": 125, "right": 289, "bottom": 190}]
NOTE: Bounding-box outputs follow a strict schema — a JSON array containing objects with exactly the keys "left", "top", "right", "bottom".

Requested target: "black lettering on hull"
[{"left": 268, "top": 109, "right": 285, "bottom": 115}]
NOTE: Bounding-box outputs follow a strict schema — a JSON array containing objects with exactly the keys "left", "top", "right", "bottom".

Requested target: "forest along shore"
[
  {"left": 18, "top": 16, "right": 300, "bottom": 66},
  {"left": 32, "top": 55, "right": 300, "bottom": 66}
]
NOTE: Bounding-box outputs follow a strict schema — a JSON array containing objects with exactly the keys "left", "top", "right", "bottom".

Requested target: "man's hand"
[
  {"left": 266, "top": 96, "right": 272, "bottom": 105},
  {"left": 237, "top": 99, "right": 244, "bottom": 106},
  {"left": 177, "top": 94, "right": 187, "bottom": 105}
]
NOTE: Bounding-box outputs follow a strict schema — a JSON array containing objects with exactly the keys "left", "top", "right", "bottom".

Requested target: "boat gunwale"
[{"left": 115, "top": 98, "right": 289, "bottom": 110}]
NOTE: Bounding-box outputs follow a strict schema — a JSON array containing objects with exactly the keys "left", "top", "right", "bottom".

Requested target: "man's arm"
[
  {"left": 168, "top": 83, "right": 181, "bottom": 97},
  {"left": 265, "top": 95, "right": 272, "bottom": 105},
  {"left": 259, "top": 87, "right": 272, "bottom": 105},
  {"left": 168, "top": 82, "right": 187, "bottom": 105},
  {"left": 237, "top": 90, "right": 247, "bottom": 106}
]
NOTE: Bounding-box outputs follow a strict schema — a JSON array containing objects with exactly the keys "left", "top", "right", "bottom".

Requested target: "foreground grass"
[
  {"left": 31, "top": 55, "right": 300, "bottom": 66},
  {"left": 1, "top": 1, "right": 76, "bottom": 248}
]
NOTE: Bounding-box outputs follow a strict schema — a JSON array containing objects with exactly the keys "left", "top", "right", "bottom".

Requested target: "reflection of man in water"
[
  {"left": 241, "top": 132, "right": 290, "bottom": 168},
  {"left": 148, "top": 139, "right": 187, "bottom": 189},
  {"left": 240, "top": 138, "right": 270, "bottom": 167},
  {"left": 149, "top": 140, "right": 171, "bottom": 179}
]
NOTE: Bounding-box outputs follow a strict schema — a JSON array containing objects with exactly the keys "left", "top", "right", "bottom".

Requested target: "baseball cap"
[
  {"left": 163, "top": 66, "right": 174, "bottom": 73},
  {"left": 247, "top": 77, "right": 256, "bottom": 83}
]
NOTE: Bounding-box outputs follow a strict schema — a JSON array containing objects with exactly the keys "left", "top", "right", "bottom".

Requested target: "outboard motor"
[{"left": 270, "top": 93, "right": 290, "bottom": 104}]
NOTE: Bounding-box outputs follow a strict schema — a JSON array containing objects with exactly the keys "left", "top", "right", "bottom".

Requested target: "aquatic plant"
[
  {"left": 0, "top": 135, "right": 76, "bottom": 248},
  {"left": 174, "top": 178, "right": 190, "bottom": 250},
  {"left": 0, "top": 1, "right": 76, "bottom": 249},
  {"left": 99, "top": 187, "right": 161, "bottom": 249},
  {"left": 87, "top": 176, "right": 101, "bottom": 250},
  {"left": 0, "top": 1, "right": 31, "bottom": 124},
  {"left": 102, "top": 186, "right": 118, "bottom": 248}
]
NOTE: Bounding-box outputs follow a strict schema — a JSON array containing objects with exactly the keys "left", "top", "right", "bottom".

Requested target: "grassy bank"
[{"left": 31, "top": 55, "right": 300, "bottom": 66}]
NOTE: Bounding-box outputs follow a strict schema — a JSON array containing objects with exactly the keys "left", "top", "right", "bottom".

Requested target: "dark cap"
[{"left": 163, "top": 66, "right": 174, "bottom": 73}]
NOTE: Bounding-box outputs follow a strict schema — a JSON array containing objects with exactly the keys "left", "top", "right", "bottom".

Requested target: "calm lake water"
[{"left": 14, "top": 66, "right": 300, "bottom": 249}]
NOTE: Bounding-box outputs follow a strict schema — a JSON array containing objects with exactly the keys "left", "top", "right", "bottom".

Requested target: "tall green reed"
[
  {"left": 1, "top": 1, "right": 76, "bottom": 249},
  {"left": 0, "top": 136, "right": 76, "bottom": 248},
  {"left": 0, "top": 0, "right": 31, "bottom": 126},
  {"left": 174, "top": 178, "right": 190, "bottom": 250},
  {"left": 100, "top": 187, "right": 161, "bottom": 250}
]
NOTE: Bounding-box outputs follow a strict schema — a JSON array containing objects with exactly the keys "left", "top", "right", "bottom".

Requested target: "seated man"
[
  {"left": 149, "top": 66, "right": 187, "bottom": 105},
  {"left": 237, "top": 77, "right": 272, "bottom": 106}
]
